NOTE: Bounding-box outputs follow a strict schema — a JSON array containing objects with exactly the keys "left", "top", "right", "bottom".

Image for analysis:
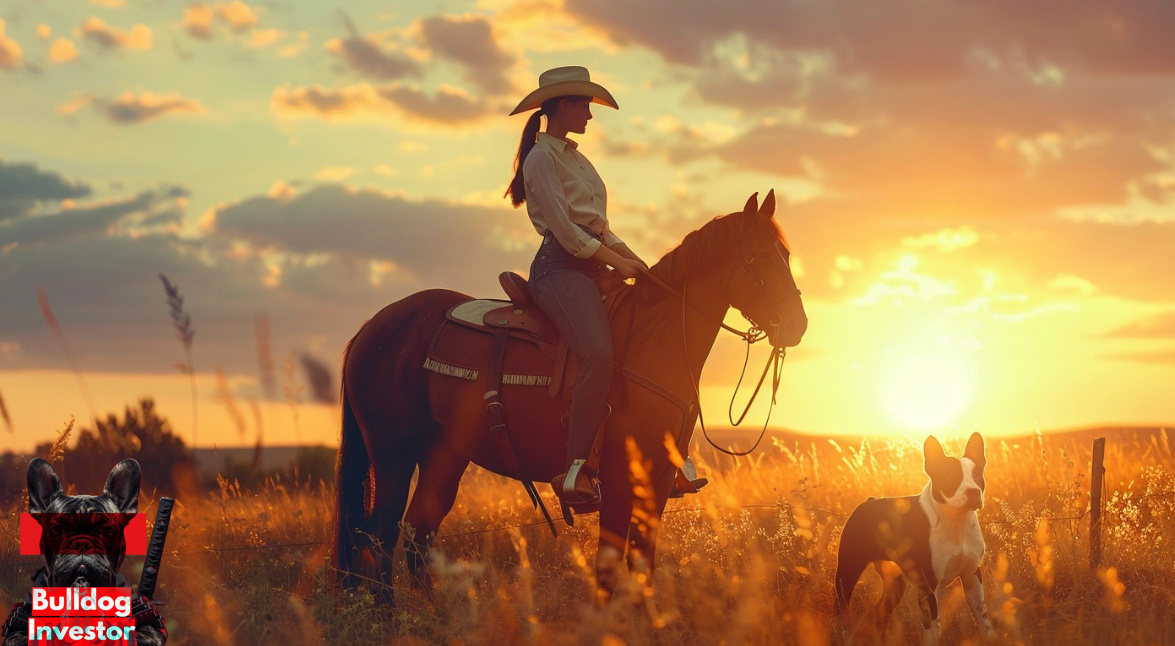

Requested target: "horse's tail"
[{"left": 334, "top": 334, "right": 371, "bottom": 588}]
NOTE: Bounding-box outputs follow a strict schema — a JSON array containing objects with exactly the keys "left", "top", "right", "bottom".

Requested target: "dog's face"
[
  {"left": 27, "top": 458, "right": 140, "bottom": 588},
  {"left": 924, "top": 433, "right": 986, "bottom": 512}
]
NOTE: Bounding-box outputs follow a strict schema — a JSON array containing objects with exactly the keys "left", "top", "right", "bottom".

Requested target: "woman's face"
[{"left": 558, "top": 97, "right": 593, "bottom": 134}]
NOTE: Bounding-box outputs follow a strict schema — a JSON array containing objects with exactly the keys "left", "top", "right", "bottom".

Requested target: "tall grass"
[
  {"left": 2, "top": 428, "right": 1173, "bottom": 645},
  {"left": 159, "top": 274, "right": 197, "bottom": 457}
]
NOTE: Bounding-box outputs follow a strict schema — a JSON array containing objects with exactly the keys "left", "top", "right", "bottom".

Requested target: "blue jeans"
[{"left": 530, "top": 233, "right": 612, "bottom": 468}]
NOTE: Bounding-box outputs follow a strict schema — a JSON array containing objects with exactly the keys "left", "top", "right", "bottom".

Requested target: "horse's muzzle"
[{"left": 767, "top": 301, "right": 807, "bottom": 349}]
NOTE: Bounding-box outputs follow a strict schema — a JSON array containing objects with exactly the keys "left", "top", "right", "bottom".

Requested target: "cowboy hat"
[{"left": 509, "top": 66, "right": 618, "bottom": 116}]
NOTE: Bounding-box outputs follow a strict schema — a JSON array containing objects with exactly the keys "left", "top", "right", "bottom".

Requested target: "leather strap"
[{"left": 485, "top": 329, "right": 558, "bottom": 536}]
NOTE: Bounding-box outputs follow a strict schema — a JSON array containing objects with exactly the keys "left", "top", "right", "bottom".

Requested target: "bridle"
[{"left": 638, "top": 219, "right": 801, "bottom": 457}]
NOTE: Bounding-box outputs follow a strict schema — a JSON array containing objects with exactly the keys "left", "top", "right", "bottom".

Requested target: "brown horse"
[{"left": 334, "top": 190, "right": 806, "bottom": 601}]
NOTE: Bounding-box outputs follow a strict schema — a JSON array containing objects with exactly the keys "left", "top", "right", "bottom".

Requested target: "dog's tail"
[{"left": 333, "top": 338, "right": 372, "bottom": 589}]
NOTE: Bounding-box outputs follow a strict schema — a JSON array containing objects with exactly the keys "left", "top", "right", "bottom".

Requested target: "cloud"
[
  {"left": 716, "top": 117, "right": 1163, "bottom": 221},
  {"left": 564, "top": 0, "right": 1175, "bottom": 81},
  {"left": 1103, "top": 350, "right": 1175, "bottom": 366},
  {"left": 1100, "top": 311, "right": 1175, "bottom": 339},
  {"left": 0, "top": 161, "right": 92, "bottom": 222},
  {"left": 0, "top": 174, "right": 542, "bottom": 375},
  {"left": 0, "top": 188, "right": 186, "bottom": 249},
  {"left": 782, "top": 200, "right": 1175, "bottom": 305},
  {"left": 0, "top": 19, "right": 24, "bottom": 69},
  {"left": 48, "top": 38, "right": 80, "bottom": 64},
  {"left": 78, "top": 16, "right": 153, "bottom": 51},
  {"left": 245, "top": 28, "right": 283, "bottom": 48},
  {"left": 417, "top": 15, "right": 516, "bottom": 95},
  {"left": 59, "top": 92, "right": 206, "bottom": 123},
  {"left": 313, "top": 167, "right": 355, "bottom": 182},
  {"left": 378, "top": 84, "right": 492, "bottom": 124},
  {"left": 483, "top": 0, "right": 618, "bottom": 54},
  {"left": 269, "top": 83, "right": 386, "bottom": 121},
  {"left": 269, "top": 82, "right": 494, "bottom": 125},
  {"left": 562, "top": 0, "right": 1175, "bottom": 234},
  {"left": 902, "top": 227, "right": 981, "bottom": 253},
  {"left": 208, "top": 183, "right": 532, "bottom": 283},
  {"left": 177, "top": 1, "right": 261, "bottom": 41},
  {"left": 106, "top": 92, "right": 205, "bottom": 123},
  {"left": 178, "top": 4, "right": 214, "bottom": 40},
  {"left": 326, "top": 33, "right": 420, "bottom": 81},
  {"left": 217, "top": 1, "right": 259, "bottom": 32}
]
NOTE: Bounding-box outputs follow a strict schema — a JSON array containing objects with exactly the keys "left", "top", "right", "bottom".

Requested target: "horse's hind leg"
[
  {"left": 364, "top": 449, "right": 418, "bottom": 603},
  {"left": 402, "top": 439, "right": 469, "bottom": 589}
]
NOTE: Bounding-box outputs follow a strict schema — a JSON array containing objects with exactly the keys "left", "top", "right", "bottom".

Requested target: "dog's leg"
[
  {"left": 963, "top": 567, "right": 997, "bottom": 641},
  {"left": 832, "top": 553, "right": 868, "bottom": 644},
  {"left": 874, "top": 561, "right": 907, "bottom": 640}
]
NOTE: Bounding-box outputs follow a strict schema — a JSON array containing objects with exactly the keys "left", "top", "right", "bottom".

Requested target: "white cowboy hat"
[{"left": 508, "top": 66, "right": 618, "bottom": 116}]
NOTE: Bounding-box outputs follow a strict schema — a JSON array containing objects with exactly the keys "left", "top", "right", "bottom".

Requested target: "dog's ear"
[
  {"left": 964, "top": 432, "right": 986, "bottom": 469},
  {"left": 923, "top": 436, "right": 946, "bottom": 474},
  {"left": 28, "top": 458, "right": 63, "bottom": 514},
  {"left": 104, "top": 459, "right": 141, "bottom": 514}
]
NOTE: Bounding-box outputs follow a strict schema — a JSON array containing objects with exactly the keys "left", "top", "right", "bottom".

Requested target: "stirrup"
[
  {"left": 669, "top": 456, "right": 709, "bottom": 498},
  {"left": 552, "top": 459, "right": 601, "bottom": 526}
]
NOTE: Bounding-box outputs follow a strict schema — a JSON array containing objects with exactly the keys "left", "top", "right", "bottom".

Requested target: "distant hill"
[
  {"left": 685, "top": 425, "right": 1172, "bottom": 465},
  {"left": 186, "top": 425, "right": 1171, "bottom": 476},
  {"left": 193, "top": 444, "right": 332, "bottom": 474}
]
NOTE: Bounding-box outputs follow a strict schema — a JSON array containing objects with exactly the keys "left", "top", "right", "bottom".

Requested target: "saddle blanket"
[{"left": 423, "top": 299, "right": 566, "bottom": 389}]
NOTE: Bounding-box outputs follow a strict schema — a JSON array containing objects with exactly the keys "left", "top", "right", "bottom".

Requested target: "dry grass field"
[{"left": 3, "top": 427, "right": 1174, "bottom": 645}]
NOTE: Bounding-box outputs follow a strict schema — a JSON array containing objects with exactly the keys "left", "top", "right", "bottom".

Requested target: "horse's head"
[{"left": 727, "top": 190, "right": 807, "bottom": 348}]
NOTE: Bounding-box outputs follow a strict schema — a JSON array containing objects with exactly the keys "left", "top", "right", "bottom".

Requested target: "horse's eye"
[
  {"left": 50, "top": 526, "right": 63, "bottom": 536},
  {"left": 745, "top": 255, "right": 753, "bottom": 264}
]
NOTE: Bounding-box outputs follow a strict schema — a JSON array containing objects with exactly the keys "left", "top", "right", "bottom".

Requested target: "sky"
[{"left": 1, "top": 0, "right": 1173, "bottom": 452}]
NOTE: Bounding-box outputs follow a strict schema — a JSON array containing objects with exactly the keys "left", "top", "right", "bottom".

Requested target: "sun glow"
[{"left": 881, "top": 351, "right": 972, "bottom": 432}]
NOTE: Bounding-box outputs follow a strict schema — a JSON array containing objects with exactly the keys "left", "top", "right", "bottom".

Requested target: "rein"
[{"left": 636, "top": 241, "right": 797, "bottom": 458}]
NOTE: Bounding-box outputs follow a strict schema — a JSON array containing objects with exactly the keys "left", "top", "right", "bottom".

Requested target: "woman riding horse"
[{"left": 505, "top": 66, "right": 648, "bottom": 509}]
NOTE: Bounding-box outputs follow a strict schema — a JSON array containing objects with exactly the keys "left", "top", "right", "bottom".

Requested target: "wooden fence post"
[{"left": 1090, "top": 436, "right": 1106, "bottom": 570}]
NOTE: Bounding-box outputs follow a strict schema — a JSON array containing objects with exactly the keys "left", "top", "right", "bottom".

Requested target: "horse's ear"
[
  {"left": 758, "top": 189, "right": 776, "bottom": 220},
  {"left": 743, "top": 192, "right": 759, "bottom": 214}
]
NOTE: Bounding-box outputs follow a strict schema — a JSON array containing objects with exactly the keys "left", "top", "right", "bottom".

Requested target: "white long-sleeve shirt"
[{"left": 523, "top": 132, "right": 623, "bottom": 259}]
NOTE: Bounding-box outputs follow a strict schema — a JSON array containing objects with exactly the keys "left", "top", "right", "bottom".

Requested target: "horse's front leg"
[
  {"left": 626, "top": 463, "right": 674, "bottom": 583},
  {"left": 595, "top": 453, "right": 673, "bottom": 605},
  {"left": 595, "top": 465, "right": 633, "bottom": 605}
]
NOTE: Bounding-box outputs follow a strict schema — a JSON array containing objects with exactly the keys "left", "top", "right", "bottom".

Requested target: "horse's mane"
[{"left": 638, "top": 210, "right": 745, "bottom": 300}]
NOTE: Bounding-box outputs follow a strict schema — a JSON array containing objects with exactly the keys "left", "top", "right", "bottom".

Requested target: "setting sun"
[{"left": 881, "top": 351, "right": 973, "bottom": 432}]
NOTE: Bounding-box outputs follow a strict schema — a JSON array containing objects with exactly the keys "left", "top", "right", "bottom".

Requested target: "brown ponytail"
[
  {"left": 506, "top": 108, "right": 544, "bottom": 207},
  {"left": 505, "top": 96, "right": 584, "bottom": 208}
]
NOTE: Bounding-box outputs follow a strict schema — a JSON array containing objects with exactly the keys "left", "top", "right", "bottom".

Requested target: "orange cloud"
[
  {"left": 270, "top": 83, "right": 386, "bottom": 121},
  {"left": 245, "top": 28, "right": 283, "bottom": 48},
  {"left": 48, "top": 38, "right": 80, "bottom": 64},
  {"left": 178, "top": 1, "right": 261, "bottom": 40},
  {"left": 78, "top": 16, "right": 153, "bottom": 51},
  {"left": 217, "top": 0, "right": 259, "bottom": 32},
  {"left": 0, "top": 19, "right": 24, "bottom": 69},
  {"left": 178, "top": 4, "right": 214, "bottom": 40}
]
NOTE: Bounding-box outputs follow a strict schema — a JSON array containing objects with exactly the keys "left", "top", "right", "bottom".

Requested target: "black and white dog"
[
  {"left": 834, "top": 433, "right": 996, "bottom": 644},
  {"left": 2, "top": 458, "right": 166, "bottom": 646}
]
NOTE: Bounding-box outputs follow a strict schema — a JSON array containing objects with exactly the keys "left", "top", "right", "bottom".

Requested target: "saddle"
[
  {"left": 423, "top": 271, "right": 706, "bottom": 530},
  {"left": 425, "top": 272, "right": 577, "bottom": 399}
]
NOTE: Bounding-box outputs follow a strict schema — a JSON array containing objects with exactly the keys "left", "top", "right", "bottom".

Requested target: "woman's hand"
[{"left": 611, "top": 257, "right": 647, "bottom": 279}]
